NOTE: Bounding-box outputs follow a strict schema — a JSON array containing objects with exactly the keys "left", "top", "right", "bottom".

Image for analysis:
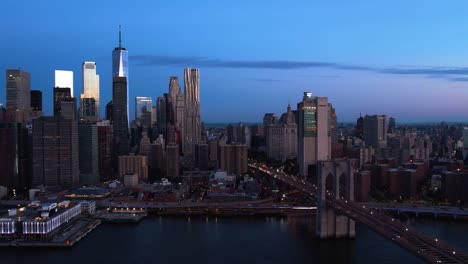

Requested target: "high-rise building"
[
  {"left": 6, "top": 69, "right": 31, "bottom": 123},
  {"left": 30, "top": 90, "right": 42, "bottom": 111},
  {"left": 218, "top": 142, "right": 248, "bottom": 175},
  {"left": 80, "top": 62, "right": 100, "bottom": 122},
  {"left": 97, "top": 121, "right": 113, "bottom": 182},
  {"left": 388, "top": 117, "right": 396, "bottom": 133},
  {"left": 151, "top": 106, "right": 156, "bottom": 126},
  {"left": 330, "top": 106, "right": 338, "bottom": 143},
  {"left": 139, "top": 132, "right": 151, "bottom": 156},
  {"left": 0, "top": 123, "right": 31, "bottom": 191},
  {"left": 227, "top": 122, "right": 246, "bottom": 144},
  {"left": 112, "top": 26, "right": 129, "bottom": 126},
  {"left": 297, "top": 92, "right": 332, "bottom": 176},
  {"left": 78, "top": 124, "right": 99, "bottom": 185},
  {"left": 166, "top": 143, "right": 180, "bottom": 178},
  {"left": 55, "top": 70, "right": 74, "bottom": 97},
  {"left": 135, "top": 97, "right": 152, "bottom": 128},
  {"left": 183, "top": 68, "right": 201, "bottom": 158},
  {"left": 112, "top": 77, "right": 129, "bottom": 156},
  {"left": 106, "top": 100, "right": 113, "bottom": 121},
  {"left": 175, "top": 88, "right": 185, "bottom": 146},
  {"left": 149, "top": 135, "right": 166, "bottom": 179},
  {"left": 156, "top": 96, "right": 167, "bottom": 138},
  {"left": 118, "top": 155, "right": 148, "bottom": 182},
  {"left": 264, "top": 104, "right": 297, "bottom": 161},
  {"left": 60, "top": 98, "right": 77, "bottom": 120},
  {"left": 30, "top": 90, "right": 42, "bottom": 118},
  {"left": 53, "top": 87, "right": 71, "bottom": 116},
  {"left": 356, "top": 114, "right": 364, "bottom": 138},
  {"left": 169, "top": 76, "right": 180, "bottom": 117},
  {"left": 195, "top": 143, "right": 209, "bottom": 170},
  {"left": 32, "top": 116, "right": 79, "bottom": 187},
  {"left": 363, "top": 115, "right": 387, "bottom": 148}
]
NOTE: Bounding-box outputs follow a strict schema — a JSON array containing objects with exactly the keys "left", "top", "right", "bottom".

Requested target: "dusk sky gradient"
[{"left": 2, "top": 0, "right": 468, "bottom": 123}]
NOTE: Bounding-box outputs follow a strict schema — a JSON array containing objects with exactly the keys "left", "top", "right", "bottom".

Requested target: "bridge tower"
[{"left": 316, "top": 160, "right": 355, "bottom": 239}]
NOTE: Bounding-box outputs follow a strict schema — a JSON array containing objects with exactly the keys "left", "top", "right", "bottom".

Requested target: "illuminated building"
[
  {"left": 135, "top": 96, "right": 152, "bottom": 128},
  {"left": 55, "top": 70, "right": 74, "bottom": 97},
  {"left": 112, "top": 26, "right": 129, "bottom": 126},
  {"left": 297, "top": 92, "right": 333, "bottom": 176},
  {"left": 6, "top": 69, "right": 30, "bottom": 123},
  {"left": 80, "top": 61, "right": 100, "bottom": 122},
  {"left": 183, "top": 68, "right": 201, "bottom": 159}
]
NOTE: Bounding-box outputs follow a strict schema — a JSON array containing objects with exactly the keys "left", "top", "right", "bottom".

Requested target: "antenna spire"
[{"left": 119, "top": 25, "right": 122, "bottom": 48}]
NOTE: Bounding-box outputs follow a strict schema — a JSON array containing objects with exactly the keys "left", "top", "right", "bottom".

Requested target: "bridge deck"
[{"left": 249, "top": 163, "right": 468, "bottom": 264}]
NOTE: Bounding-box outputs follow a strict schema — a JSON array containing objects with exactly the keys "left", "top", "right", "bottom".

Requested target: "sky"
[{"left": 2, "top": 0, "right": 468, "bottom": 123}]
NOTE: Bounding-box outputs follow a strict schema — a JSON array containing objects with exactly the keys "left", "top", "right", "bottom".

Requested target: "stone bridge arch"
[{"left": 316, "top": 160, "right": 355, "bottom": 239}]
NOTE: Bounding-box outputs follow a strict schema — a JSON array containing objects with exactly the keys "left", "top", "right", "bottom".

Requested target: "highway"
[{"left": 361, "top": 202, "right": 468, "bottom": 217}]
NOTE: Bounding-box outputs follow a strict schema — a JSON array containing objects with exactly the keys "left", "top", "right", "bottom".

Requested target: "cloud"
[
  {"left": 448, "top": 77, "right": 468, "bottom": 82},
  {"left": 131, "top": 55, "right": 468, "bottom": 82},
  {"left": 246, "top": 78, "right": 285, "bottom": 82}
]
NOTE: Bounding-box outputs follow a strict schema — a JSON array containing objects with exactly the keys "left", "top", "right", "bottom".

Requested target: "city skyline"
[{"left": 3, "top": 1, "right": 468, "bottom": 123}]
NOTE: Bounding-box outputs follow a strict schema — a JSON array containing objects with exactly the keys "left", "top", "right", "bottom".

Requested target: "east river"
[{"left": 3, "top": 216, "right": 468, "bottom": 264}]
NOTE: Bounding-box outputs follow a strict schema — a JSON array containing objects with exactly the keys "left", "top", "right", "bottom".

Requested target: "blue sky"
[{"left": 2, "top": 0, "right": 468, "bottom": 123}]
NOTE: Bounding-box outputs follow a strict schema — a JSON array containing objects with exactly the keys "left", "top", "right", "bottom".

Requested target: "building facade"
[
  {"left": 135, "top": 97, "right": 152, "bottom": 128},
  {"left": 118, "top": 155, "right": 148, "bottom": 182},
  {"left": 183, "top": 68, "right": 201, "bottom": 159},
  {"left": 112, "top": 77, "right": 129, "bottom": 156},
  {"left": 53, "top": 87, "right": 71, "bottom": 116},
  {"left": 55, "top": 70, "right": 74, "bottom": 97},
  {"left": 6, "top": 69, "right": 30, "bottom": 123},
  {"left": 218, "top": 143, "right": 248, "bottom": 175},
  {"left": 112, "top": 27, "right": 129, "bottom": 126},
  {"left": 78, "top": 124, "right": 99, "bottom": 185},
  {"left": 264, "top": 104, "right": 297, "bottom": 161},
  {"left": 166, "top": 143, "right": 180, "bottom": 178},
  {"left": 80, "top": 61, "right": 100, "bottom": 122},
  {"left": 97, "top": 121, "right": 113, "bottom": 182},
  {"left": 297, "top": 92, "right": 332, "bottom": 176},
  {"left": 363, "top": 115, "right": 387, "bottom": 148},
  {"left": 32, "top": 116, "right": 79, "bottom": 187}
]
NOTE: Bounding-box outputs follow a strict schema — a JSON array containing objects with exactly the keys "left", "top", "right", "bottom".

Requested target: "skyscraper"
[
  {"left": 112, "top": 26, "right": 129, "bottom": 125},
  {"left": 0, "top": 123, "right": 31, "bottom": 191},
  {"left": 106, "top": 100, "right": 113, "bottom": 121},
  {"left": 264, "top": 104, "right": 297, "bottom": 161},
  {"left": 78, "top": 124, "right": 99, "bottom": 185},
  {"left": 168, "top": 76, "right": 180, "bottom": 123},
  {"left": 6, "top": 69, "right": 30, "bottom": 123},
  {"left": 97, "top": 120, "right": 113, "bottom": 182},
  {"left": 32, "top": 116, "right": 79, "bottom": 187},
  {"left": 80, "top": 61, "right": 100, "bottom": 122},
  {"left": 30, "top": 90, "right": 42, "bottom": 111},
  {"left": 183, "top": 68, "right": 201, "bottom": 159},
  {"left": 135, "top": 97, "right": 152, "bottom": 128},
  {"left": 53, "top": 87, "right": 71, "bottom": 116},
  {"left": 175, "top": 88, "right": 185, "bottom": 145},
  {"left": 363, "top": 115, "right": 387, "bottom": 148},
  {"left": 388, "top": 117, "right": 396, "bottom": 133},
  {"left": 166, "top": 143, "right": 180, "bottom": 178},
  {"left": 112, "top": 77, "right": 129, "bottom": 156},
  {"left": 156, "top": 96, "right": 167, "bottom": 138},
  {"left": 297, "top": 92, "right": 332, "bottom": 176},
  {"left": 55, "top": 70, "right": 74, "bottom": 97}
]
